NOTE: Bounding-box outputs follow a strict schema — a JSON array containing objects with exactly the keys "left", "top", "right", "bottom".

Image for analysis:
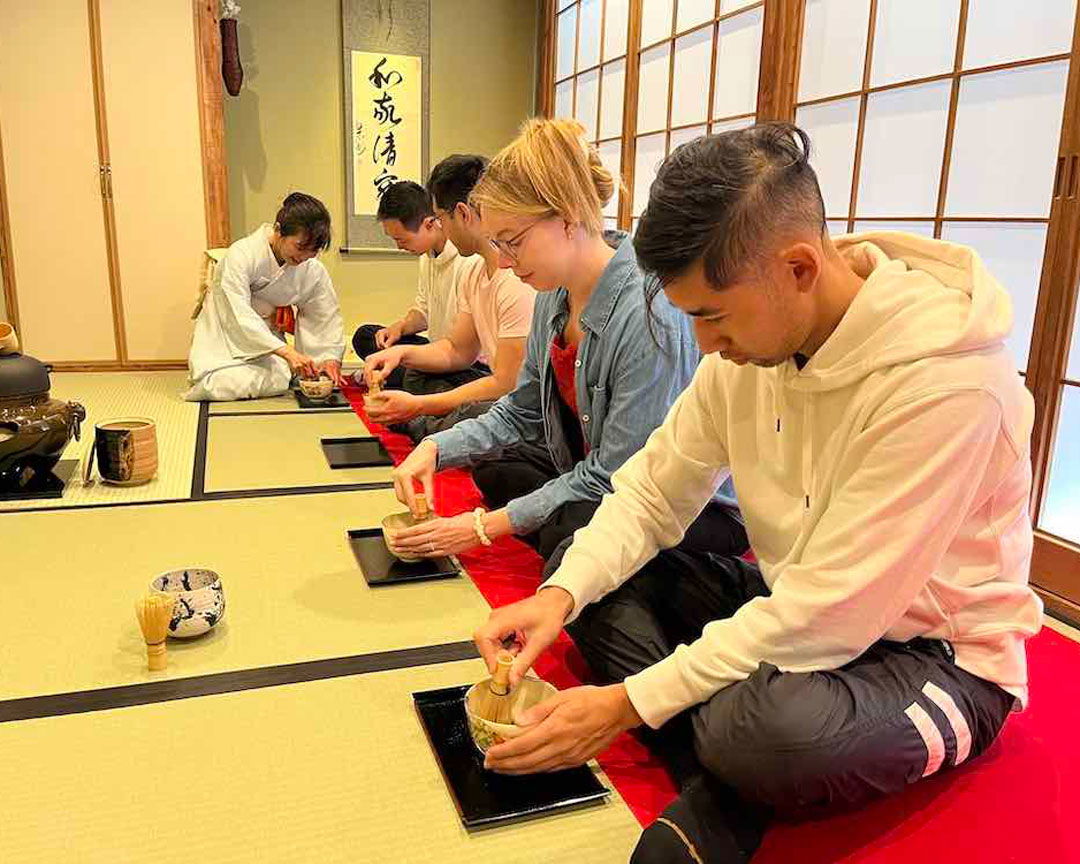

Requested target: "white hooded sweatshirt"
[{"left": 545, "top": 232, "right": 1043, "bottom": 729}]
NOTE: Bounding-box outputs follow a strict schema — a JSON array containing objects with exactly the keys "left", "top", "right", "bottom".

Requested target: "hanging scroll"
[
  {"left": 342, "top": 0, "right": 430, "bottom": 252},
  {"left": 350, "top": 51, "right": 422, "bottom": 217}
]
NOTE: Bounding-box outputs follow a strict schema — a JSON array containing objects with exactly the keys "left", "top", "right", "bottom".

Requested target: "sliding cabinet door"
[
  {"left": 0, "top": 1, "right": 118, "bottom": 361},
  {"left": 99, "top": 0, "right": 208, "bottom": 361}
]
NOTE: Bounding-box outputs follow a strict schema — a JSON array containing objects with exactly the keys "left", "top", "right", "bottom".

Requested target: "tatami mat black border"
[
  {"left": 191, "top": 399, "right": 210, "bottom": 498},
  {"left": 191, "top": 400, "right": 393, "bottom": 500},
  {"left": 208, "top": 408, "right": 351, "bottom": 417},
  {"left": 0, "top": 640, "right": 480, "bottom": 724},
  {"left": 200, "top": 480, "right": 394, "bottom": 500},
  {"left": 0, "top": 482, "right": 395, "bottom": 515},
  {"left": 0, "top": 497, "right": 194, "bottom": 516}
]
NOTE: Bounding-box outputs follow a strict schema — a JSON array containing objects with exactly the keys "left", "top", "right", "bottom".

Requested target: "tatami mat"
[
  {"left": 0, "top": 490, "right": 491, "bottom": 700},
  {"left": 0, "top": 660, "right": 640, "bottom": 863},
  {"left": 204, "top": 411, "right": 386, "bottom": 493},
  {"left": 0, "top": 372, "right": 198, "bottom": 512},
  {"left": 208, "top": 391, "right": 348, "bottom": 414}
]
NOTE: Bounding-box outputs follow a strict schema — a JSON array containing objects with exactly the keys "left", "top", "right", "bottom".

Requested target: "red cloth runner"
[
  {"left": 344, "top": 382, "right": 1080, "bottom": 860},
  {"left": 343, "top": 383, "right": 676, "bottom": 826}
]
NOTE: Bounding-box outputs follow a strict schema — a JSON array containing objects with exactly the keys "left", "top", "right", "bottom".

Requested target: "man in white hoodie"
[{"left": 472, "top": 124, "right": 1042, "bottom": 863}]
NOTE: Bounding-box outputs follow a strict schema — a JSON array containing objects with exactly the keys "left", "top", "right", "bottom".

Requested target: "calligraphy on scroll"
[{"left": 351, "top": 51, "right": 422, "bottom": 216}]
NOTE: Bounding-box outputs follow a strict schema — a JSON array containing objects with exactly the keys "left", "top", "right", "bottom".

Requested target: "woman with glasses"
[{"left": 386, "top": 118, "right": 745, "bottom": 573}]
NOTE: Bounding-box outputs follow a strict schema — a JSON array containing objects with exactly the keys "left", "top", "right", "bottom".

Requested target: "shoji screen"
[
  {"left": 631, "top": 0, "right": 764, "bottom": 230},
  {"left": 795, "top": 0, "right": 1072, "bottom": 377},
  {"left": 794, "top": 0, "right": 1079, "bottom": 545},
  {"left": 554, "top": 0, "right": 632, "bottom": 227}
]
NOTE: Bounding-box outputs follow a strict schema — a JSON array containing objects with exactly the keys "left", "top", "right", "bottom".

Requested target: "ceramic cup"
[
  {"left": 150, "top": 568, "right": 226, "bottom": 638},
  {"left": 464, "top": 676, "right": 558, "bottom": 755},
  {"left": 0, "top": 322, "right": 18, "bottom": 356},
  {"left": 86, "top": 417, "right": 157, "bottom": 486},
  {"left": 381, "top": 510, "right": 428, "bottom": 562}
]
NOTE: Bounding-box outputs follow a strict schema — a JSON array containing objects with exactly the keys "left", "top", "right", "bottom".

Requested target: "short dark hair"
[
  {"left": 376, "top": 180, "right": 434, "bottom": 231},
  {"left": 427, "top": 154, "right": 489, "bottom": 212},
  {"left": 634, "top": 123, "right": 826, "bottom": 291},
  {"left": 275, "top": 192, "right": 332, "bottom": 251}
]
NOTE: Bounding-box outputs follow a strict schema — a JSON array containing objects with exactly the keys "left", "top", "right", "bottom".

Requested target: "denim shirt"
[{"left": 430, "top": 232, "right": 705, "bottom": 534}]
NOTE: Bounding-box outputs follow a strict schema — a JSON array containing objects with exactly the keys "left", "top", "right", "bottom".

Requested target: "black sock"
[{"left": 631, "top": 775, "right": 771, "bottom": 864}]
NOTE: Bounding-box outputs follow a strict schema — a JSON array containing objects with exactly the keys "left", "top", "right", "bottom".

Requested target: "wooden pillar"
[
  {"left": 536, "top": 0, "right": 556, "bottom": 116},
  {"left": 616, "top": 0, "right": 642, "bottom": 229},
  {"left": 194, "top": 0, "right": 231, "bottom": 248},
  {"left": 756, "top": 0, "right": 805, "bottom": 122},
  {"left": 1028, "top": 6, "right": 1080, "bottom": 523}
]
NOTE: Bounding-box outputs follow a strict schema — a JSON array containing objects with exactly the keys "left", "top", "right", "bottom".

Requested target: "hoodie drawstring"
[
  {"left": 802, "top": 395, "right": 813, "bottom": 513},
  {"left": 774, "top": 365, "right": 813, "bottom": 513}
]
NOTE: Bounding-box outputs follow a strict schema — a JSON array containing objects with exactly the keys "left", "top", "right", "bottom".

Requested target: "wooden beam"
[
  {"left": 931, "top": 0, "right": 968, "bottom": 239},
  {"left": 594, "top": 0, "right": 608, "bottom": 144},
  {"left": 664, "top": 1, "right": 677, "bottom": 156},
  {"left": 1032, "top": 531, "right": 1080, "bottom": 604},
  {"left": 1027, "top": 6, "right": 1080, "bottom": 527},
  {"left": 617, "top": 0, "right": 643, "bottom": 229},
  {"left": 756, "top": 0, "right": 805, "bottom": 121},
  {"left": 537, "top": 0, "right": 556, "bottom": 116},
  {"left": 1037, "top": 585, "right": 1080, "bottom": 631},
  {"left": 704, "top": 1, "right": 720, "bottom": 134},
  {"left": 843, "top": 0, "right": 877, "bottom": 232},
  {"left": 193, "top": 0, "right": 230, "bottom": 247}
]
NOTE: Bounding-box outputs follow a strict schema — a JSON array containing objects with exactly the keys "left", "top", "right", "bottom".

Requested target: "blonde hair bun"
[{"left": 471, "top": 116, "right": 618, "bottom": 234}]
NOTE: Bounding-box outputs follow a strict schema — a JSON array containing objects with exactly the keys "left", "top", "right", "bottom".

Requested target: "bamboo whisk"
[
  {"left": 135, "top": 593, "right": 175, "bottom": 671},
  {"left": 475, "top": 650, "right": 517, "bottom": 724}
]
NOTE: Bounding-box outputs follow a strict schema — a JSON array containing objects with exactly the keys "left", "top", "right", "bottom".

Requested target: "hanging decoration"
[{"left": 220, "top": 0, "right": 243, "bottom": 97}]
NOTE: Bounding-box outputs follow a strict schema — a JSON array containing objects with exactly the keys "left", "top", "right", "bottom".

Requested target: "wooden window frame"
[{"left": 790, "top": 1, "right": 1068, "bottom": 236}]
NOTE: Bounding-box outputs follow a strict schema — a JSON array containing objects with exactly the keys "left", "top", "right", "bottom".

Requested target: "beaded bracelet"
[{"left": 473, "top": 507, "right": 493, "bottom": 546}]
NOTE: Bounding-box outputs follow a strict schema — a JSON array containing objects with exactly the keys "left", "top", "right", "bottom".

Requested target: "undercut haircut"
[{"left": 634, "top": 123, "right": 826, "bottom": 296}]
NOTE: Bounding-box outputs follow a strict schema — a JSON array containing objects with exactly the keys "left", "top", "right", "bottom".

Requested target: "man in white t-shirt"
[
  {"left": 364, "top": 156, "right": 535, "bottom": 441},
  {"left": 351, "top": 181, "right": 484, "bottom": 391}
]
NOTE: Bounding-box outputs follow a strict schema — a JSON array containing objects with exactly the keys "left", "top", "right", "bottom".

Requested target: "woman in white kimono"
[{"left": 185, "top": 193, "right": 346, "bottom": 401}]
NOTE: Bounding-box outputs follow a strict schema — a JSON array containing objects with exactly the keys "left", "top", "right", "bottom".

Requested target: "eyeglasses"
[{"left": 489, "top": 218, "right": 544, "bottom": 262}]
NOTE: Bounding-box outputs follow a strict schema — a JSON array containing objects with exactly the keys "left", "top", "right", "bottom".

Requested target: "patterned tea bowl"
[
  {"left": 150, "top": 568, "right": 226, "bottom": 638},
  {"left": 298, "top": 377, "right": 334, "bottom": 401},
  {"left": 464, "top": 676, "right": 558, "bottom": 755}
]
